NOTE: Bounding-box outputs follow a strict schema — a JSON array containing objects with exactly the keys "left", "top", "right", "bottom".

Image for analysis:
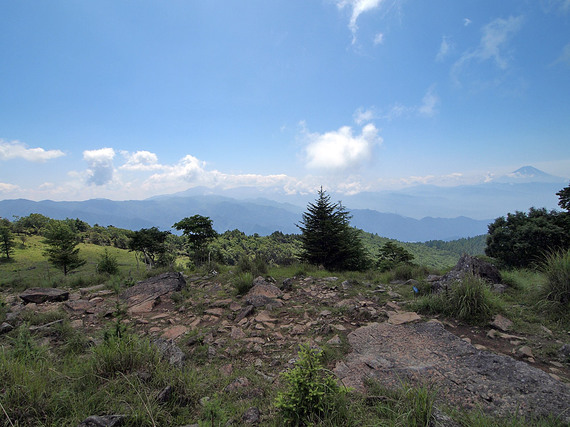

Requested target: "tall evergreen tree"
[
  {"left": 43, "top": 221, "right": 86, "bottom": 275},
  {"left": 297, "top": 188, "right": 368, "bottom": 271}
]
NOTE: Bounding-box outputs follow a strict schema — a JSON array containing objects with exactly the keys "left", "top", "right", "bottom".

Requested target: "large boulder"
[
  {"left": 244, "top": 277, "right": 283, "bottom": 308},
  {"left": 432, "top": 254, "right": 501, "bottom": 292}
]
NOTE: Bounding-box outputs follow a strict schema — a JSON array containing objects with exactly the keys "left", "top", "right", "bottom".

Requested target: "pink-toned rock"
[
  {"left": 205, "top": 308, "right": 224, "bottom": 316},
  {"left": 231, "top": 326, "right": 246, "bottom": 340},
  {"left": 128, "top": 297, "right": 159, "bottom": 314},
  {"left": 65, "top": 300, "right": 94, "bottom": 313},
  {"left": 162, "top": 325, "right": 188, "bottom": 340},
  {"left": 491, "top": 314, "right": 513, "bottom": 332},
  {"left": 387, "top": 311, "right": 421, "bottom": 325},
  {"left": 255, "top": 311, "right": 275, "bottom": 323}
]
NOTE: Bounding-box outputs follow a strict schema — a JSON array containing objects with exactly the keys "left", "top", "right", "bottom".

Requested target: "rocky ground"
[{"left": 2, "top": 270, "right": 570, "bottom": 424}]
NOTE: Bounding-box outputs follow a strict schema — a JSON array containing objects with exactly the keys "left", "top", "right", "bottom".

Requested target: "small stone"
[
  {"left": 327, "top": 335, "right": 342, "bottom": 345},
  {"left": 550, "top": 361, "right": 564, "bottom": 368},
  {"left": 474, "top": 344, "right": 487, "bottom": 350},
  {"left": 220, "top": 363, "right": 233, "bottom": 377},
  {"left": 462, "top": 337, "right": 472, "bottom": 344},
  {"left": 224, "top": 377, "right": 250, "bottom": 393},
  {"left": 541, "top": 325, "right": 553, "bottom": 336},
  {"left": 332, "top": 324, "right": 347, "bottom": 331},
  {"left": 0, "top": 322, "right": 14, "bottom": 334},
  {"left": 156, "top": 385, "right": 172, "bottom": 403},
  {"left": 486, "top": 329, "right": 499, "bottom": 339},
  {"left": 490, "top": 314, "right": 513, "bottom": 332},
  {"left": 549, "top": 373, "right": 561, "bottom": 381},
  {"left": 387, "top": 311, "right": 421, "bottom": 325},
  {"left": 230, "top": 326, "right": 246, "bottom": 340},
  {"left": 518, "top": 346, "right": 534, "bottom": 358},
  {"left": 78, "top": 414, "right": 126, "bottom": 427}
]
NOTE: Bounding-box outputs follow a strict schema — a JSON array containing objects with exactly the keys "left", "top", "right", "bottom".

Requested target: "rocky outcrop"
[
  {"left": 432, "top": 254, "right": 502, "bottom": 292},
  {"left": 334, "top": 321, "right": 570, "bottom": 423},
  {"left": 19, "top": 288, "right": 69, "bottom": 304},
  {"left": 244, "top": 277, "right": 283, "bottom": 309},
  {"left": 120, "top": 272, "right": 186, "bottom": 314}
]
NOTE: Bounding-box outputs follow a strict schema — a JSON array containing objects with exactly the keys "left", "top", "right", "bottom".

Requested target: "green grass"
[
  {"left": 540, "top": 250, "right": 570, "bottom": 315},
  {"left": 0, "top": 235, "right": 142, "bottom": 291}
]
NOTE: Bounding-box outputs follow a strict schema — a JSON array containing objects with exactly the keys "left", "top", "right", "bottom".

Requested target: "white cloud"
[
  {"left": 436, "top": 36, "right": 451, "bottom": 62},
  {"left": 463, "top": 18, "right": 472, "bottom": 26},
  {"left": 0, "top": 139, "right": 65, "bottom": 162},
  {"left": 354, "top": 107, "right": 375, "bottom": 124},
  {"left": 373, "top": 32, "right": 384, "bottom": 45},
  {"left": 418, "top": 86, "right": 439, "bottom": 117},
  {"left": 120, "top": 150, "right": 163, "bottom": 171},
  {"left": 83, "top": 148, "right": 116, "bottom": 186},
  {"left": 452, "top": 16, "right": 523, "bottom": 83},
  {"left": 337, "top": 0, "right": 383, "bottom": 43},
  {"left": 304, "top": 123, "right": 382, "bottom": 171},
  {"left": 0, "top": 182, "right": 19, "bottom": 192}
]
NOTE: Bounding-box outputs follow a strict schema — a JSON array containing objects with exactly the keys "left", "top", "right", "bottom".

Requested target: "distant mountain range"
[{"left": 0, "top": 166, "right": 566, "bottom": 242}]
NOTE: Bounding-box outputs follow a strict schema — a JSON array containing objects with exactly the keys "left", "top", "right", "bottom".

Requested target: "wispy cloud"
[
  {"left": 418, "top": 86, "right": 439, "bottom": 117},
  {"left": 452, "top": 16, "right": 523, "bottom": 84},
  {"left": 303, "top": 123, "right": 382, "bottom": 171},
  {"left": 436, "top": 36, "right": 451, "bottom": 62},
  {"left": 353, "top": 107, "right": 375, "bottom": 124},
  {"left": 0, "top": 140, "right": 65, "bottom": 162},
  {"left": 83, "top": 148, "right": 116, "bottom": 186},
  {"left": 552, "top": 42, "right": 570, "bottom": 67},
  {"left": 463, "top": 18, "right": 472, "bottom": 27},
  {"left": 336, "top": 0, "right": 384, "bottom": 44},
  {"left": 373, "top": 32, "right": 384, "bottom": 45}
]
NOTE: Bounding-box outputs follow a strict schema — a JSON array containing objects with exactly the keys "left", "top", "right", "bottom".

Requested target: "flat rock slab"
[
  {"left": 120, "top": 272, "right": 186, "bottom": 301},
  {"left": 334, "top": 321, "right": 570, "bottom": 423},
  {"left": 19, "top": 288, "right": 69, "bottom": 304}
]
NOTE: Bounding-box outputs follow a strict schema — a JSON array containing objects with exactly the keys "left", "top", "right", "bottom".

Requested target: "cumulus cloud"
[
  {"left": 436, "top": 36, "right": 451, "bottom": 62},
  {"left": 83, "top": 148, "right": 116, "bottom": 186},
  {"left": 304, "top": 123, "right": 382, "bottom": 171},
  {"left": 337, "top": 0, "right": 383, "bottom": 43},
  {"left": 452, "top": 16, "right": 523, "bottom": 83},
  {"left": 418, "top": 86, "right": 439, "bottom": 117},
  {"left": 120, "top": 150, "right": 163, "bottom": 171},
  {"left": 0, "top": 140, "right": 65, "bottom": 162}
]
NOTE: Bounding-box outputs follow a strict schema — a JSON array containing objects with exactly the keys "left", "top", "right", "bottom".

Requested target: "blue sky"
[{"left": 1, "top": 0, "right": 569, "bottom": 201}]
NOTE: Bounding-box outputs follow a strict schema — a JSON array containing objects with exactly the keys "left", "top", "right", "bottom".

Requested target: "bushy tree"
[
  {"left": 173, "top": 215, "right": 217, "bottom": 266},
  {"left": 128, "top": 227, "right": 172, "bottom": 268},
  {"left": 0, "top": 218, "right": 16, "bottom": 260},
  {"left": 377, "top": 241, "right": 414, "bottom": 271},
  {"left": 297, "top": 188, "right": 368, "bottom": 271},
  {"left": 485, "top": 207, "right": 570, "bottom": 268},
  {"left": 43, "top": 221, "right": 86, "bottom": 275}
]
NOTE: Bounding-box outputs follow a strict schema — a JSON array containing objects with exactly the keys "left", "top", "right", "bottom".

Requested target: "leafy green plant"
[{"left": 275, "top": 343, "right": 350, "bottom": 426}]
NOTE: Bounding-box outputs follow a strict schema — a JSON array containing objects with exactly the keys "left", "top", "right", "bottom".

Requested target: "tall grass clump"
[
  {"left": 411, "top": 274, "right": 500, "bottom": 324},
  {"left": 540, "top": 250, "right": 570, "bottom": 313},
  {"left": 233, "top": 272, "right": 253, "bottom": 295}
]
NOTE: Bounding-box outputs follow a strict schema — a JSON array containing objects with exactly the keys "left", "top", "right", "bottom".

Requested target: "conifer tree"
[
  {"left": 298, "top": 188, "right": 368, "bottom": 271},
  {"left": 0, "top": 218, "right": 16, "bottom": 260},
  {"left": 43, "top": 221, "right": 86, "bottom": 275}
]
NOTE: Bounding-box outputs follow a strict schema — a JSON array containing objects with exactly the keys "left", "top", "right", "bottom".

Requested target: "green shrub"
[
  {"left": 233, "top": 272, "right": 253, "bottom": 295},
  {"left": 97, "top": 248, "right": 119, "bottom": 275},
  {"left": 275, "top": 343, "right": 350, "bottom": 426},
  {"left": 540, "top": 250, "right": 570, "bottom": 311}
]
